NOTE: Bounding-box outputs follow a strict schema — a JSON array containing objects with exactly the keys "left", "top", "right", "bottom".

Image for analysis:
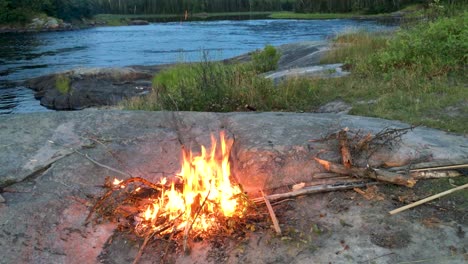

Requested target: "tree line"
[{"left": 0, "top": 0, "right": 443, "bottom": 23}]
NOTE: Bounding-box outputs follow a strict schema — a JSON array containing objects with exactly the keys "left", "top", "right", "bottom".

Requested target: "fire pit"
[{"left": 87, "top": 132, "right": 253, "bottom": 262}]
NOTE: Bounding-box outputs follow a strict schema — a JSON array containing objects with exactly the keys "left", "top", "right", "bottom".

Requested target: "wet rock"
[{"left": 25, "top": 67, "right": 155, "bottom": 110}]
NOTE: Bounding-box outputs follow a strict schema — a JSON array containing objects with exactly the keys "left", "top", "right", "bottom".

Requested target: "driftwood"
[
  {"left": 338, "top": 129, "right": 353, "bottom": 168},
  {"left": 389, "top": 183, "right": 468, "bottom": 215},
  {"left": 314, "top": 158, "right": 417, "bottom": 187},
  {"left": 261, "top": 191, "right": 282, "bottom": 235},
  {"left": 253, "top": 181, "right": 376, "bottom": 204}
]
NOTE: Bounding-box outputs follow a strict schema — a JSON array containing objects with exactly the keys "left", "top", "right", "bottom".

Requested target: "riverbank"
[
  {"left": 0, "top": 5, "right": 418, "bottom": 34},
  {"left": 121, "top": 10, "right": 467, "bottom": 134},
  {"left": 19, "top": 10, "right": 467, "bottom": 133},
  {"left": 90, "top": 9, "right": 410, "bottom": 26}
]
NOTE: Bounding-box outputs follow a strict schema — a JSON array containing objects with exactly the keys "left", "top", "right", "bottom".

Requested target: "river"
[{"left": 0, "top": 19, "right": 394, "bottom": 114}]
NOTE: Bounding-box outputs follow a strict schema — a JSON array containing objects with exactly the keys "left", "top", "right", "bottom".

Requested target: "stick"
[
  {"left": 47, "top": 139, "right": 133, "bottom": 178},
  {"left": 408, "top": 164, "right": 468, "bottom": 173},
  {"left": 261, "top": 190, "right": 282, "bottom": 235},
  {"left": 253, "top": 181, "right": 376, "bottom": 204},
  {"left": 132, "top": 233, "right": 154, "bottom": 264},
  {"left": 314, "top": 158, "right": 417, "bottom": 187},
  {"left": 411, "top": 170, "right": 462, "bottom": 179},
  {"left": 338, "top": 129, "right": 353, "bottom": 168},
  {"left": 389, "top": 159, "right": 468, "bottom": 173},
  {"left": 389, "top": 183, "right": 468, "bottom": 215}
]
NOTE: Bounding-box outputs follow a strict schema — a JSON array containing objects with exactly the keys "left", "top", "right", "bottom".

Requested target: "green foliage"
[
  {"left": 55, "top": 75, "right": 71, "bottom": 95},
  {"left": 363, "top": 11, "right": 467, "bottom": 75},
  {"left": 252, "top": 45, "right": 281, "bottom": 73}
]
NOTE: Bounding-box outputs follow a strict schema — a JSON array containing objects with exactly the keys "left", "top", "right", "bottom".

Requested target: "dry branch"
[
  {"left": 411, "top": 170, "right": 462, "bottom": 179},
  {"left": 314, "top": 158, "right": 416, "bottom": 187},
  {"left": 338, "top": 129, "right": 353, "bottom": 168},
  {"left": 253, "top": 181, "right": 376, "bottom": 204},
  {"left": 389, "top": 183, "right": 468, "bottom": 215},
  {"left": 261, "top": 191, "right": 282, "bottom": 235},
  {"left": 132, "top": 233, "right": 154, "bottom": 264},
  {"left": 389, "top": 159, "right": 468, "bottom": 173}
]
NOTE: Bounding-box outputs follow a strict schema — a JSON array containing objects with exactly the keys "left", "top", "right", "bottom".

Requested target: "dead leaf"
[
  {"left": 292, "top": 182, "right": 305, "bottom": 191},
  {"left": 354, "top": 186, "right": 384, "bottom": 201},
  {"left": 422, "top": 217, "right": 441, "bottom": 228}
]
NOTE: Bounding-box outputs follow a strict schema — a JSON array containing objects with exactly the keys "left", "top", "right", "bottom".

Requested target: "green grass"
[{"left": 320, "top": 30, "right": 391, "bottom": 64}]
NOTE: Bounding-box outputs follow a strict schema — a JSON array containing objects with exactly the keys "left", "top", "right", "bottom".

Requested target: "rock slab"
[{"left": 0, "top": 111, "right": 467, "bottom": 263}]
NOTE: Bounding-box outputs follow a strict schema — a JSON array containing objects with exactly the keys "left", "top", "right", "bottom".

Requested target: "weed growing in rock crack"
[{"left": 55, "top": 74, "right": 71, "bottom": 95}]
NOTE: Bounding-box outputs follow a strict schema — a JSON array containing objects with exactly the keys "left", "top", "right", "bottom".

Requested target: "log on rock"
[{"left": 314, "top": 158, "right": 416, "bottom": 187}]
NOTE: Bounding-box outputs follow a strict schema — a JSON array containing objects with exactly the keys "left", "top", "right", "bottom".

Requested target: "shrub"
[
  {"left": 251, "top": 45, "right": 281, "bottom": 73},
  {"left": 369, "top": 11, "right": 467, "bottom": 75},
  {"left": 144, "top": 61, "right": 276, "bottom": 112}
]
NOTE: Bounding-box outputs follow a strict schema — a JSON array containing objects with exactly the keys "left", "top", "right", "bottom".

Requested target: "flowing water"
[{"left": 0, "top": 19, "right": 394, "bottom": 114}]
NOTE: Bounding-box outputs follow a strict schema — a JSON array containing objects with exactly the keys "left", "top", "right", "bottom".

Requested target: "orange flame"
[{"left": 137, "top": 131, "right": 245, "bottom": 233}]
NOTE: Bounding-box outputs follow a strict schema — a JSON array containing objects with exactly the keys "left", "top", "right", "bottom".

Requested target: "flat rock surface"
[{"left": 0, "top": 111, "right": 467, "bottom": 263}]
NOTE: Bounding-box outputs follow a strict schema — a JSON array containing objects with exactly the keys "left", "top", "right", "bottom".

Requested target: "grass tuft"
[{"left": 55, "top": 74, "right": 71, "bottom": 95}]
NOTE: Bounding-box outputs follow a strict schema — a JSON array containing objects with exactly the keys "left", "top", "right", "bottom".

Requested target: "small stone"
[{"left": 0, "top": 194, "right": 5, "bottom": 203}]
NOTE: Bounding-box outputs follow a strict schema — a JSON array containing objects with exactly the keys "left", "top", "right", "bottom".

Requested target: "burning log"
[{"left": 314, "top": 158, "right": 416, "bottom": 187}]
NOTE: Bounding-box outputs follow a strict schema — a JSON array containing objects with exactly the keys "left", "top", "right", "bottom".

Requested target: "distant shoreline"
[{"left": 0, "top": 10, "right": 405, "bottom": 34}]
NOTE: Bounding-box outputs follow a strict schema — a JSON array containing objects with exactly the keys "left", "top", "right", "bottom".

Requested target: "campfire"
[{"left": 87, "top": 131, "right": 251, "bottom": 261}]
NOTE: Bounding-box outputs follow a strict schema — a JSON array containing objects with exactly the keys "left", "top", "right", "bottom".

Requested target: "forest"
[{"left": 0, "top": 0, "right": 430, "bottom": 22}]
